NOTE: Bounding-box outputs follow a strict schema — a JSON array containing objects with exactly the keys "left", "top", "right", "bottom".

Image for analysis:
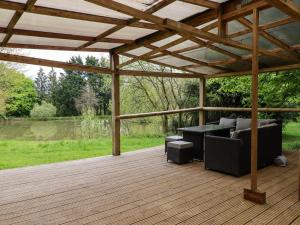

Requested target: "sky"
[{"left": 16, "top": 49, "right": 109, "bottom": 80}]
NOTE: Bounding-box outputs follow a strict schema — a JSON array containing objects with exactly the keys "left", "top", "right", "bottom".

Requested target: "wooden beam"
[
  {"left": 265, "top": 0, "right": 300, "bottom": 20},
  {"left": 119, "top": 69, "right": 203, "bottom": 78},
  {"left": 180, "top": 0, "right": 220, "bottom": 9},
  {"left": 199, "top": 78, "right": 206, "bottom": 125},
  {"left": 118, "top": 106, "right": 300, "bottom": 120},
  {"left": 0, "top": 52, "right": 112, "bottom": 73},
  {"left": 110, "top": 53, "right": 121, "bottom": 156},
  {"left": 118, "top": 107, "right": 202, "bottom": 120},
  {"left": 0, "top": 27, "right": 132, "bottom": 43},
  {"left": 77, "top": 0, "right": 175, "bottom": 50},
  {"left": 205, "top": 62, "right": 300, "bottom": 78},
  {"left": 1, "top": 0, "right": 37, "bottom": 47},
  {"left": 244, "top": 8, "right": 266, "bottom": 205}
]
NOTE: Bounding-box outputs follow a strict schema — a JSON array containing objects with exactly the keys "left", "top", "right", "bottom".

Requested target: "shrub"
[{"left": 30, "top": 101, "right": 57, "bottom": 119}]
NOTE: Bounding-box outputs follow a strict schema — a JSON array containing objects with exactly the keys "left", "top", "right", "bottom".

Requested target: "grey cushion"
[
  {"left": 236, "top": 118, "right": 252, "bottom": 131},
  {"left": 219, "top": 117, "right": 236, "bottom": 127},
  {"left": 259, "top": 123, "right": 278, "bottom": 129},
  {"left": 167, "top": 141, "right": 193, "bottom": 149},
  {"left": 259, "top": 119, "right": 277, "bottom": 126},
  {"left": 231, "top": 131, "right": 240, "bottom": 139},
  {"left": 165, "top": 135, "right": 183, "bottom": 142}
]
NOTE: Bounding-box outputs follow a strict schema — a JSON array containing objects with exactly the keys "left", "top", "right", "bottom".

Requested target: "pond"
[{"left": 0, "top": 118, "right": 166, "bottom": 141}]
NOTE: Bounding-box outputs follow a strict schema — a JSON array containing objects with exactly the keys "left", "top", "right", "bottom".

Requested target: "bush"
[{"left": 30, "top": 101, "right": 57, "bottom": 119}]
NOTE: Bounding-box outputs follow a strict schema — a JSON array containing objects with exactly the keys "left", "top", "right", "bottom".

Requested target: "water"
[{"left": 0, "top": 118, "right": 165, "bottom": 141}]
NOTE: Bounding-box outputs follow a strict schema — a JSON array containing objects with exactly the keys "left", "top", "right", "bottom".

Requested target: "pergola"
[{"left": 0, "top": 0, "right": 300, "bottom": 205}]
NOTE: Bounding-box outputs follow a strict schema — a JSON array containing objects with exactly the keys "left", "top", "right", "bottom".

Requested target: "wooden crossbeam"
[
  {"left": 0, "top": 52, "right": 202, "bottom": 78},
  {"left": 76, "top": 0, "right": 176, "bottom": 50},
  {"left": 238, "top": 17, "right": 300, "bottom": 61},
  {"left": 180, "top": 0, "right": 220, "bottom": 9},
  {"left": 1, "top": 0, "right": 37, "bottom": 47},
  {"left": 265, "top": 0, "right": 300, "bottom": 20},
  {"left": 0, "top": 27, "right": 131, "bottom": 44}
]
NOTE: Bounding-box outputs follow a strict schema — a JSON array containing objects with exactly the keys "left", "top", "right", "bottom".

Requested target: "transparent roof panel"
[
  {"left": 154, "top": 1, "right": 207, "bottom": 21},
  {"left": 0, "top": 9, "right": 15, "bottom": 27},
  {"left": 214, "top": 43, "right": 250, "bottom": 56},
  {"left": 227, "top": 20, "right": 247, "bottom": 35},
  {"left": 189, "top": 66, "right": 224, "bottom": 75},
  {"left": 152, "top": 55, "right": 196, "bottom": 67},
  {"left": 107, "top": 26, "right": 156, "bottom": 40},
  {"left": 152, "top": 35, "right": 181, "bottom": 47},
  {"left": 222, "top": 61, "right": 252, "bottom": 72},
  {"left": 15, "top": 13, "right": 115, "bottom": 37},
  {"left": 88, "top": 42, "right": 123, "bottom": 49},
  {"left": 35, "top": 0, "right": 132, "bottom": 19},
  {"left": 245, "top": 7, "right": 289, "bottom": 25},
  {"left": 232, "top": 33, "right": 277, "bottom": 50},
  {"left": 267, "top": 22, "right": 300, "bottom": 46},
  {"left": 9, "top": 35, "right": 86, "bottom": 47},
  {"left": 127, "top": 47, "right": 152, "bottom": 56},
  {"left": 181, "top": 48, "right": 230, "bottom": 63},
  {"left": 259, "top": 55, "right": 294, "bottom": 68},
  {"left": 167, "top": 40, "right": 198, "bottom": 52}
]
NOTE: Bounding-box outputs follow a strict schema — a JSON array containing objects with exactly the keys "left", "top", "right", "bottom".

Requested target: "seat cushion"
[
  {"left": 165, "top": 135, "right": 182, "bottom": 142},
  {"left": 167, "top": 141, "right": 193, "bottom": 149},
  {"left": 259, "top": 119, "right": 277, "bottom": 126},
  {"left": 219, "top": 117, "right": 236, "bottom": 127},
  {"left": 236, "top": 118, "right": 252, "bottom": 131}
]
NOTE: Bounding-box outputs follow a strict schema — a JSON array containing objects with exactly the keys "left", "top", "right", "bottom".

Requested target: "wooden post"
[
  {"left": 299, "top": 151, "right": 300, "bottom": 200},
  {"left": 244, "top": 8, "right": 266, "bottom": 204},
  {"left": 199, "top": 78, "right": 206, "bottom": 125},
  {"left": 110, "top": 52, "right": 120, "bottom": 156}
]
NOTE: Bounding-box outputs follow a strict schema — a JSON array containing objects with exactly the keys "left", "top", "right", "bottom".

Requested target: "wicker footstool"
[
  {"left": 167, "top": 141, "right": 194, "bottom": 164},
  {"left": 165, "top": 135, "right": 183, "bottom": 153}
]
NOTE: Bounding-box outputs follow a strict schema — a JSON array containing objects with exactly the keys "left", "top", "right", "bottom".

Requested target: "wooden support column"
[
  {"left": 199, "top": 78, "right": 206, "bottom": 125},
  {"left": 110, "top": 52, "right": 121, "bottom": 156},
  {"left": 244, "top": 8, "right": 266, "bottom": 205}
]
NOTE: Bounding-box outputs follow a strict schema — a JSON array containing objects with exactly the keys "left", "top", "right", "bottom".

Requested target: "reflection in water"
[{"left": 0, "top": 118, "right": 165, "bottom": 141}]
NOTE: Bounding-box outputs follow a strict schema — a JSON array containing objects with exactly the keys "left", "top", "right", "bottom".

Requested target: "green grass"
[
  {"left": 0, "top": 136, "right": 164, "bottom": 170},
  {"left": 283, "top": 122, "right": 300, "bottom": 151}
]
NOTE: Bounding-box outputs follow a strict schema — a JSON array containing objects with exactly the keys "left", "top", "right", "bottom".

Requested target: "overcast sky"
[{"left": 16, "top": 49, "right": 109, "bottom": 80}]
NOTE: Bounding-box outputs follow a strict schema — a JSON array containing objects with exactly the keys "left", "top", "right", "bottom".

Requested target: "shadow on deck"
[{"left": 0, "top": 147, "right": 299, "bottom": 225}]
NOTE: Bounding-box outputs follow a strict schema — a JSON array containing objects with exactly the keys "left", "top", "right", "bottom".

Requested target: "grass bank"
[
  {"left": 283, "top": 122, "right": 300, "bottom": 150},
  {"left": 0, "top": 136, "right": 164, "bottom": 170}
]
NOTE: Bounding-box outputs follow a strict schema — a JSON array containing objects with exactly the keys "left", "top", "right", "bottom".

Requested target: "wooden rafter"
[
  {"left": 0, "top": 27, "right": 131, "bottom": 44},
  {"left": 76, "top": 0, "right": 176, "bottom": 50},
  {"left": 265, "top": 0, "right": 300, "bottom": 20},
  {"left": 180, "top": 0, "right": 220, "bottom": 9},
  {"left": 1, "top": 0, "right": 37, "bottom": 47}
]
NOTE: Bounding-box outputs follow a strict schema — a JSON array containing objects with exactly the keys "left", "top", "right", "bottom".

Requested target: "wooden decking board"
[
  {"left": 153, "top": 165, "right": 297, "bottom": 225},
  {"left": 0, "top": 164, "right": 214, "bottom": 222},
  {"left": 0, "top": 147, "right": 299, "bottom": 225}
]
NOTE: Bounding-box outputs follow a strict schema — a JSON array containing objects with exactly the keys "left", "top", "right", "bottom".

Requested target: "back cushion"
[
  {"left": 236, "top": 118, "right": 252, "bottom": 131},
  {"left": 219, "top": 117, "right": 236, "bottom": 127}
]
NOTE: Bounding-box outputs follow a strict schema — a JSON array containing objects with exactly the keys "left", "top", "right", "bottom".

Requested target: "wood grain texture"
[{"left": 0, "top": 148, "right": 298, "bottom": 225}]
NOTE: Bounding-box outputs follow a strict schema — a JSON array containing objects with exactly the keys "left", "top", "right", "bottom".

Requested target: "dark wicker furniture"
[{"left": 167, "top": 141, "right": 194, "bottom": 164}]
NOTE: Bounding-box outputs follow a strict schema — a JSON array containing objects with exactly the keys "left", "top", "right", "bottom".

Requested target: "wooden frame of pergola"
[{"left": 0, "top": 0, "right": 300, "bottom": 205}]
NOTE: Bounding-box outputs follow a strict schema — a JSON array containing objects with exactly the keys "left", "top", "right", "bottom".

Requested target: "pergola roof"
[{"left": 0, "top": 0, "right": 300, "bottom": 77}]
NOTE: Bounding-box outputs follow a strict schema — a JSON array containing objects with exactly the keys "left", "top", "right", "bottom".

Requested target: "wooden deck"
[{"left": 0, "top": 147, "right": 299, "bottom": 225}]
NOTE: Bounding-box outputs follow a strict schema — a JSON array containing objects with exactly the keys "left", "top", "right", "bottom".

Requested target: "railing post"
[
  {"left": 110, "top": 52, "right": 120, "bottom": 156},
  {"left": 244, "top": 8, "right": 266, "bottom": 204},
  {"left": 199, "top": 78, "right": 206, "bottom": 125}
]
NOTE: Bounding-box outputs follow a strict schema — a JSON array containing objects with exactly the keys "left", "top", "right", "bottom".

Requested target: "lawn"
[
  {"left": 0, "top": 136, "right": 164, "bottom": 170},
  {"left": 0, "top": 121, "right": 299, "bottom": 170},
  {"left": 283, "top": 122, "right": 300, "bottom": 150}
]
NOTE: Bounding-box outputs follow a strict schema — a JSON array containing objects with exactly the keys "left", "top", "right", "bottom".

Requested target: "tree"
[
  {"left": 0, "top": 63, "right": 37, "bottom": 117},
  {"left": 35, "top": 68, "right": 48, "bottom": 103},
  {"left": 47, "top": 68, "right": 58, "bottom": 105},
  {"left": 30, "top": 101, "right": 57, "bottom": 119},
  {"left": 75, "top": 83, "right": 98, "bottom": 113}
]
